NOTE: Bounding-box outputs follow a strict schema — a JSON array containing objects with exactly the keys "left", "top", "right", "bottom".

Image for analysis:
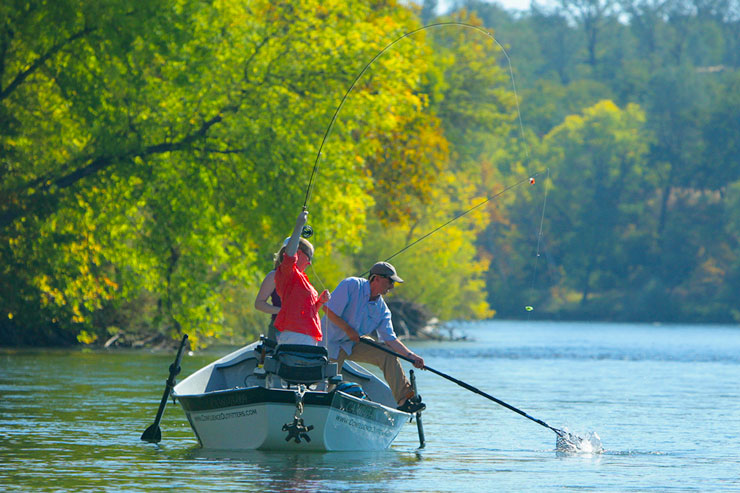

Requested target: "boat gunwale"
[{"left": 176, "top": 385, "right": 410, "bottom": 421}]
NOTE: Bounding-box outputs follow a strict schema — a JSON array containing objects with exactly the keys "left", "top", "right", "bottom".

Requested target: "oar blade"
[{"left": 141, "top": 423, "right": 162, "bottom": 443}]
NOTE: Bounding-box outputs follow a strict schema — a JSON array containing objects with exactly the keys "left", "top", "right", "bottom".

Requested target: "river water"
[{"left": 2, "top": 321, "right": 739, "bottom": 491}]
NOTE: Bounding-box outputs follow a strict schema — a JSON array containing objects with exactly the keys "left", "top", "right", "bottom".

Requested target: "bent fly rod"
[
  {"left": 297, "top": 22, "right": 539, "bottom": 273},
  {"left": 302, "top": 22, "right": 529, "bottom": 212}
]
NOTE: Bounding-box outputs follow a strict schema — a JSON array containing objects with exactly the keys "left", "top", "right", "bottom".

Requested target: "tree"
[
  {"left": 536, "top": 100, "right": 655, "bottom": 311},
  {"left": 557, "top": 0, "right": 618, "bottom": 69},
  {"left": 340, "top": 11, "right": 519, "bottom": 321},
  {"left": 701, "top": 70, "right": 740, "bottom": 188}
]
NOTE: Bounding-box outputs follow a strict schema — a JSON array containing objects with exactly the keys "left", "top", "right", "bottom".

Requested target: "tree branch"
[
  {"left": 0, "top": 26, "right": 95, "bottom": 102},
  {"left": 1, "top": 105, "right": 238, "bottom": 230}
]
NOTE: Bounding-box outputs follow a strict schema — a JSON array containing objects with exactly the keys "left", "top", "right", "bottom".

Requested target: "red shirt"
[{"left": 274, "top": 253, "right": 322, "bottom": 341}]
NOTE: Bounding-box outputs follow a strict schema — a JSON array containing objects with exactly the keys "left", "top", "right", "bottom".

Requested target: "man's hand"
[
  {"left": 409, "top": 352, "right": 425, "bottom": 369},
  {"left": 345, "top": 326, "right": 360, "bottom": 343}
]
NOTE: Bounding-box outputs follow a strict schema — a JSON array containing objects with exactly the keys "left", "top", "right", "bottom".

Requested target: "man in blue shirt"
[{"left": 323, "top": 262, "right": 426, "bottom": 413}]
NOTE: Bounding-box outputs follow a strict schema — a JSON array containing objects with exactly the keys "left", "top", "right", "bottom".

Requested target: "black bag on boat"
[{"left": 269, "top": 344, "right": 337, "bottom": 385}]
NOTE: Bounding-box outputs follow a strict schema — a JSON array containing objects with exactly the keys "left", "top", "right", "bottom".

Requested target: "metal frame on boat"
[{"left": 173, "top": 339, "right": 412, "bottom": 451}]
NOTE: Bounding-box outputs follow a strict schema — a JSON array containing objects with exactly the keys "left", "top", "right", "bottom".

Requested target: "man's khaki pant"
[{"left": 333, "top": 337, "right": 412, "bottom": 405}]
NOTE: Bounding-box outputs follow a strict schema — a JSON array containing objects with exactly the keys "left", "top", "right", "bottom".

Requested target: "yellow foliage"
[{"left": 77, "top": 330, "right": 98, "bottom": 344}]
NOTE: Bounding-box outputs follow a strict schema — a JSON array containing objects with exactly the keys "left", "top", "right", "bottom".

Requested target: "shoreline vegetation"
[
  {"left": 0, "top": 299, "right": 460, "bottom": 350},
  {"left": 3, "top": 304, "right": 739, "bottom": 351}
]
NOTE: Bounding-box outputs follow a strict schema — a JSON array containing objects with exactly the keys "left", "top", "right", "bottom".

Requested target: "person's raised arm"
[{"left": 285, "top": 209, "right": 308, "bottom": 258}]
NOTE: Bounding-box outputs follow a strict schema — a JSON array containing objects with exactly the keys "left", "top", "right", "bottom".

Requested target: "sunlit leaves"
[{"left": 537, "top": 100, "right": 654, "bottom": 306}]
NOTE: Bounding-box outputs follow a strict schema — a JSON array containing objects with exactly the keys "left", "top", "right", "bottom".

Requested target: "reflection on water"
[
  {"left": 183, "top": 449, "right": 421, "bottom": 490},
  {"left": 2, "top": 322, "right": 740, "bottom": 491}
]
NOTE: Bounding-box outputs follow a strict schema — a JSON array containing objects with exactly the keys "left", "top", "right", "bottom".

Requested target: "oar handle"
[
  {"left": 358, "top": 338, "right": 566, "bottom": 437},
  {"left": 410, "top": 369, "right": 426, "bottom": 448},
  {"left": 167, "top": 334, "right": 189, "bottom": 386},
  {"left": 141, "top": 334, "right": 188, "bottom": 442},
  {"left": 157, "top": 334, "right": 188, "bottom": 416}
]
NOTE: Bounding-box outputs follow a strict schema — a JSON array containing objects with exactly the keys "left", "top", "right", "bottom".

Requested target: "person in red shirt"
[{"left": 273, "top": 209, "right": 330, "bottom": 345}]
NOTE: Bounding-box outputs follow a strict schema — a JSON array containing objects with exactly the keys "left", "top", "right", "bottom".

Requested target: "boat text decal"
[
  {"left": 192, "top": 408, "right": 257, "bottom": 422},
  {"left": 333, "top": 394, "right": 397, "bottom": 425},
  {"left": 334, "top": 414, "right": 393, "bottom": 437}
]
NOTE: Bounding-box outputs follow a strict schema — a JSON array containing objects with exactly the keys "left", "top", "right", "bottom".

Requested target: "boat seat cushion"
[{"left": 275, "top": 344, "right": 328, "bottom": 358}]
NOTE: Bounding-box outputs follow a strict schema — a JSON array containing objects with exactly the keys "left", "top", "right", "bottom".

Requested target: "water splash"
[{"left": 556, "top": 430, "right": 603, "bottom": 455}]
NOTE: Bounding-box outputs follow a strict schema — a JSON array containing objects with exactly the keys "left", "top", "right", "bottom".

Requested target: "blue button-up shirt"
[{"left": 322, "top": 277, "right": 397, "bottom": 359}]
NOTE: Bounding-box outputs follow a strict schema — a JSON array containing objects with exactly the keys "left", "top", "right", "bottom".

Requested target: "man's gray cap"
[{"left": 369, "top": 262, "right": 403, "bottom": 283}]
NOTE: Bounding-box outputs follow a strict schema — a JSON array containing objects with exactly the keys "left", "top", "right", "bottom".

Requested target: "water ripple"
[{"left": 423, "top": 346, "right": 740, "bottom": 363}]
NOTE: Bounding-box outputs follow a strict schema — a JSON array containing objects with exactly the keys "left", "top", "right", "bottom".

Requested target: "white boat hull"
[
  {"left": 174, "top": 342, "right": 410, "bottom": 451},
  {"left": 180, "top": 388, "right": 405, "bottom": 451}
]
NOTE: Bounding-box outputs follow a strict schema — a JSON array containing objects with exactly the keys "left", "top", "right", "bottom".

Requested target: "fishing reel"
[{"left": 301, "top": 225, "right": 313, "bottom": 238}]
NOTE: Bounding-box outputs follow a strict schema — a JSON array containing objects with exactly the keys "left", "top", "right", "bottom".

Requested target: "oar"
[
  {"left": 410, "top": 369, "right": 425, "bottom": 448},
  {"left": 359, "top": 338, "right": 583, "bottom": 446},
  {"left": 141, "top": 334, "right": 188, "bottom": 443}
]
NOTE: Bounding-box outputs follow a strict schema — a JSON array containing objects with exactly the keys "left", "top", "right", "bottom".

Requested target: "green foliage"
[
  {"left": 539, "top": 100, "right": 655, "bottom": 304},
  {"left": 2, "top": 0, "right": 478, "bottom": 346},
  {"left": 323, "top": 10, "right": 512, "bottom": 322},
  {"left": 3, "top": 0, "right": 740, "bottom": 348},
  {"left": 444, "top": 0, "right": 740, "bottom": 323},
  {"left": 520, "top": 79, "right": 614, "bottom": 136},
  {"left": 357, "top": 207, "right": 494, "bottom": 321}
]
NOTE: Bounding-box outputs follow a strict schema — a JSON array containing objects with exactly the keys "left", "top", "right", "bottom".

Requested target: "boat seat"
[{"left": 264, "top": 344, "right": 338, "bottom": 386}]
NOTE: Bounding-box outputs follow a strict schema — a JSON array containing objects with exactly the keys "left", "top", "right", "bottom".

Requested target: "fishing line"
[
  {"left": 526, "top": 167, "right": 550, "bottom": 318},
  {"left": 309, "top": 263, "right": 327, "bottom": 292},
  {"left": 302, "top": 21, "right": 532, "bottom": 211},
  {"left": 302, "top": 21, "right": 543, "bottom": 302},
  {"left": 356, "top": 172, "right": 544, "bottom": 278},
  {"left": 297, "top": 22, "right": 595, "bottom": 453}
]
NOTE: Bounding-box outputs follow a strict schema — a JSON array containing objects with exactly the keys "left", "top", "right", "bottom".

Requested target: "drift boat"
[{"left": 172, "top": 339, "right": 412, "bottom": 451}]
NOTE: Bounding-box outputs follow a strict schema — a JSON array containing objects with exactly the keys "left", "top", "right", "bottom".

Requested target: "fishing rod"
[
  {"left": 299, "top": 23, "right": 540, "bottom": 286},
  {"left": 357, "top": 172, "right": 542, "bottom": 277},
  {"left": 359, "top": 338, "right": 584, "bottom": 448},
  {"left": 302, "top": 21, "right": 527, "bottom": 211}
]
